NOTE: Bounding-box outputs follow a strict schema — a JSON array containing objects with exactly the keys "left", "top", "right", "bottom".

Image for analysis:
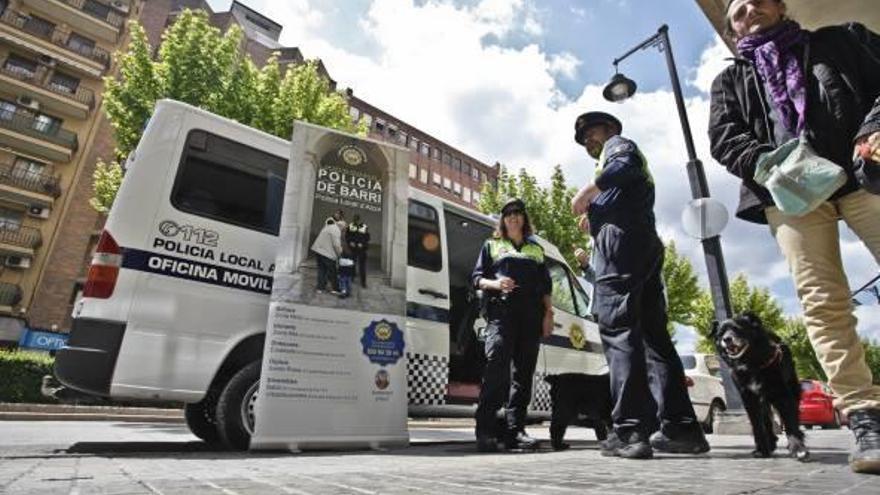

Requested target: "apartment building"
[{"left": 0, "top": 0, "right": 134, "bottom": 342}]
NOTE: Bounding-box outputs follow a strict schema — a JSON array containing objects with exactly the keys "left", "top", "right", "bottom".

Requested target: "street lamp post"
[{"left": 604, "top": 25, "right": 742, "bottom": 411}]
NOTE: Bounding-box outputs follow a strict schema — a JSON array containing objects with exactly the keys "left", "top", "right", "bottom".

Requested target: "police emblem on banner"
[
  {"left": 361, "top": 319, "right": 405, "bottom": 366},
  {"left": 569, "top": 323, "right": 586, "bottom": 350}
]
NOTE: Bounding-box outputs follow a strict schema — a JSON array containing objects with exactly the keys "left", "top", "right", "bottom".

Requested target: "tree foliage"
[
  {"left": 663, "top": 241, "right": 702, "bottom": 335},
  {"left": 95, "top": 9, "right": 363, "bottom": 212}
]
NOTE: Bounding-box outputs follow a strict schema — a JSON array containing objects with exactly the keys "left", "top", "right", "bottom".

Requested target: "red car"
[{"left": 799, "top": 380, "right": 843, "bottom": 429}]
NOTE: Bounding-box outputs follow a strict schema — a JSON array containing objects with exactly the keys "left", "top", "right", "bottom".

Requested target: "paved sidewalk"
[{"left": 2, "top": 420, "right": 879, "bottom": 494}]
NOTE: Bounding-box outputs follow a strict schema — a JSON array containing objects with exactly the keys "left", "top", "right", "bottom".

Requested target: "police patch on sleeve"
[{"left": 606, "top": 137, "right": 636, "bottom": 158}]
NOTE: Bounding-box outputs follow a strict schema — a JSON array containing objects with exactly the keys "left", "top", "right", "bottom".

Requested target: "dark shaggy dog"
[
  {"left": 545, "top": 373, "right": 612, "bottom": 451},
  {"left": 711, "top": 313, "right": 809, "bottom": 461}
]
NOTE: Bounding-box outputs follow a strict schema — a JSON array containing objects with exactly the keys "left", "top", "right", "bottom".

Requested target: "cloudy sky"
[{"left": 206, "top": 0, "right": 880, "bottom": 352}]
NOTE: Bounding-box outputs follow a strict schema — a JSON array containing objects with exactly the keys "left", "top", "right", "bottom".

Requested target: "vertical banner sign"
[{"left": 251, "top": 121, "right": 410, "bottom": 451}]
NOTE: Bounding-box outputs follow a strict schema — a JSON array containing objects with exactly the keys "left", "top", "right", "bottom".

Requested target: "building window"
[
  {"left": 12, "top": 157, "right": 46, "bottom": 180},
  {"left": 388, "top": 124, "right": 398, "bottom": 140},
  {"left": 374, "top": 118, "right": 386, "bottom": 133},
  {"left": 472, "top": 167, "right": 481, "bottom": 181},
  {"left": 171, "top": 130, "right": 288, "bottom": 235},
  {"left": 349, "top": 107, "right": 360, "bottom": 121},
  {"left": 362, "top": 113, "right": 373, "bottom": 128},
  {"left": 397, "top": 129, "right": 407, "bottom": 146},
  {"left": 3, "top": 54, "right": 37, "bottom": 78},
  {"left": 83, "top": 0, "right": 111, "bottom": 21},
  {"left": 432, "top": 172, "right": 441, "bottom": 185},
  {"left": 482, "top": 171, "right": 489, "bottom": 182},
  {"left": 408, "top": 163, "right": 417, "bottom": 179},
  {"left": 442, "top": 152, "right": 452, "bottom": 166},
  {"left": 33, "top": 113, "right": 62, "bottom": 135},
  {"left": 473, "top": 191, "right": 481, "bottom": 203},
  {"left": 420, "top": 142, "right": 429, "bottom": 156},
  {"left": 453, "top": 182, "right": 461, "bottom": 194},
  {"left": 0, "top": 207, "right": 23, "bottom": 230},
  {"left": 452, "top": 157, "right": 461, "bottom": 172},
  {"left": 49, "top": 72, "right": 80, "bottom": 95},
  {"left": 463, "top": 187, "right": 471, "bottom": 203},
  {"left": 443, "top": 177, "right": 451, "bottom": 190},
  {"left": 462, "top": 162, "right": 471, "bottom": 178},
  {"left": 432, "top": 147, "right": 440, "bottom": 160},
  {"left": 419, "top": 169, "right": 428, "bottom": 183},
  {"left": 66, "top": 33, "right": 97, "bottom": 58},
  {"left": 409, "top": 136, "right": 419, "bottom": 150}
]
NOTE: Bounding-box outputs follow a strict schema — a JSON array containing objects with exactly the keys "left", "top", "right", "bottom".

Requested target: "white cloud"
[
  {"left": 690, "top": 35, "right": 732, "bottom": 94},
  {"left": 547, "top": 52, "right": 581, "bottom": 80}
]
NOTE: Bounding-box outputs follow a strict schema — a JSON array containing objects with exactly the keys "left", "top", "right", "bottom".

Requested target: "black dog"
[
  {"left": 711, "top": 313, "right": 809, "bottom": 461},
  {"left": 545, "top": 373, "right": 612, "bottom": 451}
]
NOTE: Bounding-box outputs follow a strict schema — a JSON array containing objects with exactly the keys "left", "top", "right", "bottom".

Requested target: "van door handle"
[
  {"left": 554, "top": 322, "right": 563, "bottom": 328},
  {"left": 418, "top": 288, "right": 448, "bottom": 299}
]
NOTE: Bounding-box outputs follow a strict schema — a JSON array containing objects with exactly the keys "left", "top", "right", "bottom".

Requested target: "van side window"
[
  {"left": 548, "top": 260, "right": 577, "bottom": 315},
  {"left": 171, "top": 130, "right": 287, "bottom": 235},
  {"left": 408, "top": 200, "right": 442, "bottom": 272},
  {"left": 570, "top": 270, "right": 592, "bottom": 318}
]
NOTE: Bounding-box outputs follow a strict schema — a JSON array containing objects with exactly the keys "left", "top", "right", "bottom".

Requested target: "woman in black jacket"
[{"left": 708, "top": 0, "right": 880, "bottom": 474}]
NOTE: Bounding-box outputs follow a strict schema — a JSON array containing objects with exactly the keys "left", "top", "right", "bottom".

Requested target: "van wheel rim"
[{"left": 242, "top": 382, "right": 259, "bottom": 436}]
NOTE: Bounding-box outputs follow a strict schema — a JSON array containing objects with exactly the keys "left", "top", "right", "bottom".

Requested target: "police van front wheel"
[
  {"left": 216, "top": 360, "right": 261, "bottom": 450},
  {"left": 183, "top": 390, "right": 222, "bottom": 444}
]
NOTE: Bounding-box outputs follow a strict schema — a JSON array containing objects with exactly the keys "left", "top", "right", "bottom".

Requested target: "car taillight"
[{"left": 82, "top": 231, "right": 122, "bottom": 299}]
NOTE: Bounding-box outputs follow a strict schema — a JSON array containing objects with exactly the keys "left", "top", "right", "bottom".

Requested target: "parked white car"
[{"left": 681, "top": 353, "right": 727, "bottom": 433}]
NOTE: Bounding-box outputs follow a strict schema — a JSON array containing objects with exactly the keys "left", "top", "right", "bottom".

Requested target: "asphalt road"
[{"left": 1, "top": 420, "right": 879, "bottom": 494}]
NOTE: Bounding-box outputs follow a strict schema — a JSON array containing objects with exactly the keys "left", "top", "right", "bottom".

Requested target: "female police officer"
[{"left": 472, "top": 198, "right": 554, "bottom": 452}]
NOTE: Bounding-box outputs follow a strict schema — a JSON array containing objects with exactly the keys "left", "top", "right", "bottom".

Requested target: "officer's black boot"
[
  {"left": 849, "top": 409, "right": 880, "bottom": 474},
  {"left": 505, "top": 430, "right": 540, "bottom": 451},
  {"left": 476, "top": 435, "right": 499, "bottom": 453},
  {"left": 649, "top": 422, "right": 710, "bottom": 454},
  {"left": 601, "top": 430, "right": 653, "bottom": 459}
]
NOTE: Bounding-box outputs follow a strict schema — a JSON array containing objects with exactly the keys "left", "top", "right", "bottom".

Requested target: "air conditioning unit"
[
  {"left": 16, "top": 96, "right": 40, "bottom": 111},
  {"left": 5, "top": 256, "right": 31, "bottom": 269},
  {"left": 28, "top": 205, "right": 50, "bottom": 219}
]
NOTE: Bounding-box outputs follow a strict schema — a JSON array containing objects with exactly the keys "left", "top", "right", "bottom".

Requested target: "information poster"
[{"left": 250, "top": 121, "right": 409, "bottom": 451}]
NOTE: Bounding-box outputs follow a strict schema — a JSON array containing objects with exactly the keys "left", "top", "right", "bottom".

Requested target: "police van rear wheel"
[
  {"left": 216, "top": 360, "right": 261, "bottom": 450},
  {"left": 184, "top": 390, "right": 221, "bottom": 444}
]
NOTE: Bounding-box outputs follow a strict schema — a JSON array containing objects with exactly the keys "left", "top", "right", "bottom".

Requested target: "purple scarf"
[{"left": 737, "top": 20, "right": 809, "bottom": 135}]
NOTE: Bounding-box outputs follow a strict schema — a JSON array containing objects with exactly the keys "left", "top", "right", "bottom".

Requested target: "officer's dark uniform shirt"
[
  {"left": 347, "top": 222, "right": 370, "bottom": 249},
  {"left": 471, "top": 236, "right": 552, "bottom": 308},
  {"left": 588, "top": 135, "right": 656, "bottom": 235}
]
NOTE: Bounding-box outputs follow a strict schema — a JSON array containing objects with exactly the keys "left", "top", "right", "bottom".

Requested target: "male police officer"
[
  {"left": 347, "top": 215, "right": 370, "bottom": 288},
  {"left": 571, "top": 111, "right": 708, "bottom": 459}
]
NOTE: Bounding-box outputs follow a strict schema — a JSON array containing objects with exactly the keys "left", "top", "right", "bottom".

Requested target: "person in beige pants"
[{"left": 708, "top": 0, "right": 880, "bottom": 473}]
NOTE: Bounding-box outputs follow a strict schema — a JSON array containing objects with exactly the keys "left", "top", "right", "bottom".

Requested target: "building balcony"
[
  {"left": 0, "top": 63, "right": 94, "bottom": 119},
  {"left": 23, "top": 0, "right": 126, "bottom": 43},
  {"left": 0, "top": 108, "right": 78, "bottom": 162},
  {"left": 0, "top": 162, "right": 60, "bottom": 207},
  {"left": 0, "top": 8, "right": 111, "bottom": 77},
  {"left": 0, "top": 223, "right": 42, "bottom": 258},
  {"left": 0, "top": 282, "right": 23, "bottom": 309}
]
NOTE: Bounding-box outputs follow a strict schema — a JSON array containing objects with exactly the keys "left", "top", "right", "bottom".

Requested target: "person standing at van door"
[
  {"left": 471, "top": 198, "right": 554, "bottom": 452},
  {"left": 347, "top": 215, "right": 370, "bottom": 288},
  {"left": 310, "top": 217, "right": 342, "bottom": 294},
  {"left": 571, "top": 111, "right": 708, "bottom": 459}
]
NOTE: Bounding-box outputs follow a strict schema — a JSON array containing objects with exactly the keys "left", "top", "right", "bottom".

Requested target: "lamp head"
[{"left": 603, "top": 72, "right": 637, "bottom": 102}]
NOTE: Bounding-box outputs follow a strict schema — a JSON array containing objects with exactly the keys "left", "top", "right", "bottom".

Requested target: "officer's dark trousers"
[
  {"left": 593, "top": 224, "right": 697, "bottom": 438},
  {"left": 353, "top": 248, "right": 368, "bottom": 287},
  {"left": 475, "top": 302, "right": 541, "bottom": 439}
]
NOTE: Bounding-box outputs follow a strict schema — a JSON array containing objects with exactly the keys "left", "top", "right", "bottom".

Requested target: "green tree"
[
  {"left": 776, "top": 317, "right": 826, "bottom": 381},
  {"left": 89, "top": 160, "right": 124, "bottom": 214},
  {"left": 102, "top": 22, "right": 161, "bottom": 159},
  {"left": 662, "top": 241, "right": 701, "bottom": 335},
  {"left": 96, "top": 9, "right": 363, "bottom": 212},
  {"left": 692, "top": 273, "right": 785, "bottom": 353},
  {"left": 864, "top": 340, "right": 880, "bottom": 385}
]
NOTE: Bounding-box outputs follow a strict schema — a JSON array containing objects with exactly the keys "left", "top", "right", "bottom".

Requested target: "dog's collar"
[{"left": 759, "top": 345, "right": 782, "bottom": 370}]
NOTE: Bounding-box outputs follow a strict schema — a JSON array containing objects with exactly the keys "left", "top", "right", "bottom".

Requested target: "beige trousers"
[{"left": 766, "top": 189, "right": 880, "bottom": 414}]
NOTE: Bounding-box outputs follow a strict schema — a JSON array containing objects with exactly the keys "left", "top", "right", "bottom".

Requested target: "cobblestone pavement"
[{"left": 2, "top": 420, "right": 879, "bottom": 494}]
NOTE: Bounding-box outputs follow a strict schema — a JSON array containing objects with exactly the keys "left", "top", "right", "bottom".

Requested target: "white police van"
[{"left": 55, "top": 100, "right": 606, "bottom": 449}]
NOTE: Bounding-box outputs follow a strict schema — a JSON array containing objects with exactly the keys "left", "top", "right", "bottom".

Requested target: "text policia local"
[{"left": 316, "top": 167, "right": 383, "bottom": 205}]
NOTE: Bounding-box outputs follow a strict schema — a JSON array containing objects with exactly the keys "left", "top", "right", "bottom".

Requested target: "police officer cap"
[
  {"left": 501, "top": 197, "right": 526, "bottom": 215},
  {"left": 574, "top": 111, "right": 623, "bottom": 145}
]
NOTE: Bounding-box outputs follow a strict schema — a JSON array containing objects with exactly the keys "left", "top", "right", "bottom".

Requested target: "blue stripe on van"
[{"left": 121, "top": 248, "right": 273, "bottom": 294}]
